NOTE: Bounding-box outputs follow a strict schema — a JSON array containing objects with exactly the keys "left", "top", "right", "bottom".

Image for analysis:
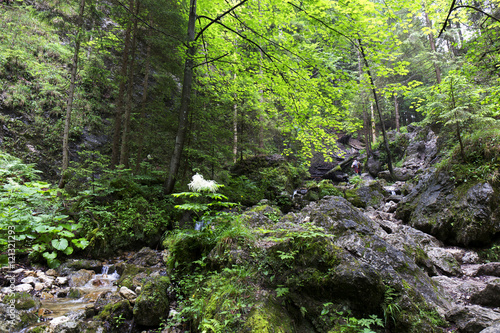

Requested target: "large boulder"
[
  {"left": 396, "top": 170, "right": 500, "bottom": 247},
  {"left": 253, "top": 196, "right": 450, "bottom": 332},
  {"left": 133, "top": 276, "right": 170, "bottom": 327}
]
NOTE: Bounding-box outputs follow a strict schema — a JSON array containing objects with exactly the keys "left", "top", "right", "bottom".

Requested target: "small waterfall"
[
  {"left": 292, "top": 190, "right": 298, "bottom": 199},
  {"left": 101, "top": 264, "right": 109, "bottom": 277},
  {"left": 391, "top": 190, "right": 396, "bottom": 196}
]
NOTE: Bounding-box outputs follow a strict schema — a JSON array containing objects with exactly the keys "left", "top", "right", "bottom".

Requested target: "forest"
[{"left": 1, "top": 0, "right": 500, "bottom": 332}]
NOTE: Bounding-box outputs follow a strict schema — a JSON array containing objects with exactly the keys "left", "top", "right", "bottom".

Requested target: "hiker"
[{"left": 351, "top": 159, "right": 361, "bottom": 176}]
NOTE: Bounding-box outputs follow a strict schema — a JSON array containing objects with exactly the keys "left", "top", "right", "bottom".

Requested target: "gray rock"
[
  {"left": 119, "top": 286, "right": 137, "bottom": 302},
  {"left": 14, "top": 283, "right": 33, "bottom": 292},
  {"left": 477, "top": 263, "right": 500, "bottom": 277},
  {"left": 446, "top": 305, "right": 500, "bottom": 333},
  {"left": 68, "top": 269, "right": 95, "bottom": 287},
  {"left": 480, "top": 321, "right": 500, "bottom": 333},
  {"left": 127, "top": 247, "right": 160, "bottom": 266},
  {"left": 426, "top": 247, "right": 463, "bottom": 276},
  {"left": 396, "top": 170, "right": 500, "bottom": 247},
  {"left": 470, "top": 281, "right": 500, "bottom": 307}
]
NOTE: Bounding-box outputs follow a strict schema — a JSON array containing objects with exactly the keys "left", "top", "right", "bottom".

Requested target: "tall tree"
[
  {"left": 165, "top": 0, "right": 197, "bottom": 194},
  {"left": 110, "top": 0, "right": 134, "bottom": 168},
  {"left": 59, "top": 0, "right": 86, "bottom": 189},
  {"left": 119, "top": 0, "right": 140, "bottom": 168}
]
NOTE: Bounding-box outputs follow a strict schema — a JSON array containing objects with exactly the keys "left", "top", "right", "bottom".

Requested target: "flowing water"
[{"left": 38, "top": 265, "right": 119, "bottom": 322}]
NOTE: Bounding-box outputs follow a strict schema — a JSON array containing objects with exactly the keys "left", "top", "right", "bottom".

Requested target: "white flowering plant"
[{"left": 172, "top": 173, "right": 237, "bottom": 214}]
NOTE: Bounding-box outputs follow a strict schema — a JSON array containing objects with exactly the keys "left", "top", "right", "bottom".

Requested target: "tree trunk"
[
  {"left": 394, "top": 93, "right": 400, "bottom": 133},
  {"left": 370, "top": 102, "right": 376, "bottom": 145},
  {"left": 120, "top": 0, "right": 139, "bottom": 168},
  {"left": 233, "top": 74, "right": 238, "bottom": 163},
  {"left": 59, "top": 0, "right": 86, "bottom": 189},
  {"left": 359, "top": 41, "right": 396, "bottom": 180},
  {"left": 134, "top": 18, "right": 152, "bottom": 173},
  {"left": 110, "top": 0, "right": 133, "bottom": 168},
  {"left": 424, "top": 10, "right": 442, "bottom": 84},
  {"left": 165, "top": 0, "right": 197, "bottom": 194}
]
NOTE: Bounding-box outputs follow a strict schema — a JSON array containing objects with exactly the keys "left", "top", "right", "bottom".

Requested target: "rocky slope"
[{"left": 1, "top": 125, "right": 500, "bottom": 333}]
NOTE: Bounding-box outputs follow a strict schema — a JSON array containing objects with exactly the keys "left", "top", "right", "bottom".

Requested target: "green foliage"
[
  {"left": 479, "top": 242, "right": 500, "bottom": 262},
  {"left": 166, "top": 265, "right": 254, "bottom": 333},
  {"left": 62, "top": 151, "right": 174, "bottom": 256},
  {"left": 225, "top": 160, "right": 309, "bottom": 209},
  {"left": 0, "top": 152, "right": 87, "bottom": 267},
  {"left": 320, "top": 303, "right": 384, "bottom": 333},
  {"left": 436, "top": 127, "right": 500, "bottom": 184},
  {"left": 349, "top": 175, "right": 363, "bottom": 187},
  {"left": 382, "top": 285, "right": 402, "bottom": 327},
  {"left": 173, "top": 174, "right": 238, "bottom": 228}
]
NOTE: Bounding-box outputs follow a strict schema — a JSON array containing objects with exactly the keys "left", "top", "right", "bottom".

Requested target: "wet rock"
[
  {"left": 94, "top": 291, "right": 123, "bottom": 314},
  {"left": 56, "top": 276, "right": 68, "bottom": 285},
  {"left": 344, "top": 181, "right": 386, "bottom": 209},
  {"left": 58, "top": 259, "right": 102, "bottom": 275},
  {"left": 21, "top": 276, "right": 39, "bottom": 285},
  {"left": 68, "top": 269, "right": 95, "bottom": 287},
  {"left": 116, "top": 263, "right": 153, "bottom": 290},
  {"left": 127, "top": 247, "right": 160, "bottom": 266},
  {"left": 133, "top": 276, "right": 170, "bottom": 326},
  {"left": 446, "top": 305, "right": 500, "bottom": 333},
  {"left": 50, "top": 316, "right": 79, "bottom": 333}
]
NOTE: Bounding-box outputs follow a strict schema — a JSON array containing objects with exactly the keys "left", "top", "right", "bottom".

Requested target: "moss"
[
  {"left": 244, "top": 300, "right": 294, "bottom": 333},
  {"left": 68, "top": 288, "right": 81, "bottom": 298},
  {"left": 96, "top": 299, "right": 133, "bottom": 321},
  {"left": 4, "top": 292, "right": 39, "bottom": 310},
  {"left": 133, "top": 276, "right": 170, "bottom": 327},
  {"left": 344, "top": 189, "right": 366, "bottom": 208},
  {"left": 116, "top": 264, "right": 151, "bottom": 290}
]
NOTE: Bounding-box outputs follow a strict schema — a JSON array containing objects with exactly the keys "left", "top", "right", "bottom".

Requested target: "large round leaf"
[{"left": 51, "top": 238, "right": 68, "bottom": 251}]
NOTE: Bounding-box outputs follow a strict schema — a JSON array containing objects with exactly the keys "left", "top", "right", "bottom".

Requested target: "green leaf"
[
  {"left": 57, "top": 230, "right": 75, "bottom": 238},
  {"left": 72, "top": 238, "right": 90, "bottom": 249},
  {"left": 42, "top": 251, "right": 57, "bottom": 260},
  {"left": 63, "top": 246, "right": 74, "bottom": 255},
  {"left": 51, "top": 238, "right": 68, "bottom": 251}
]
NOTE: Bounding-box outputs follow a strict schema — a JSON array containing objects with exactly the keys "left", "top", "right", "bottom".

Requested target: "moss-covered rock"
[
  {"left": 4, "top": 292, "right": 40, "bottom": 310},
  {"left": 0, "top": 292, "right": 40, "bottom": 332},
  {"left": 115, "top": 263, "right": 153, "bottom": 290},
  {"left": 133, "top": 276, "right": 170, "bottom": 327},
  {"left": 344, "top": 181, "right": 386, "bottom": 209},
  {"left": 244, "top": 299, "right": 295, "bottom": 333}
]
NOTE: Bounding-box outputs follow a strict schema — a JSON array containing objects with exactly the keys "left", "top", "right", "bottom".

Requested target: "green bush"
[
  {"left": 0, "top": 152, "right": 88, "bottom": 268},
  {"left": 437, "top": 127, "right": 500, "bottom": 184}
]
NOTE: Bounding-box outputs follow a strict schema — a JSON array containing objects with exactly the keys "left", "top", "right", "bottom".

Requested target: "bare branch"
[{"left": 195, "top": 0, "right": 249, "bottom": 41}]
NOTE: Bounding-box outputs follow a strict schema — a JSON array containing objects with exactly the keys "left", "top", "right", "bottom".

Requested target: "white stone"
[
  {"left": 1, "top": 287, "right": 13, "bottom": 294},
  {"left": 119, "top": 286, "right": 137, "bottom": 301},
  {"left": 56, "top": 276, "right": 68, "bottom": 285},
  {"left": 14, "top": 283, "right": 33, "bottom": 292},
  {"left": 21, "top": 276, "right": 39, "bottom": 285},
  {"left": 50, "top": 316, "right": 70, "bottom": 327},
  {"left": 34, "top": 283, "right": 44, "bottom": 291},
  {"left": 11, "top": 268, "right": 25, "bottom": 275}
]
